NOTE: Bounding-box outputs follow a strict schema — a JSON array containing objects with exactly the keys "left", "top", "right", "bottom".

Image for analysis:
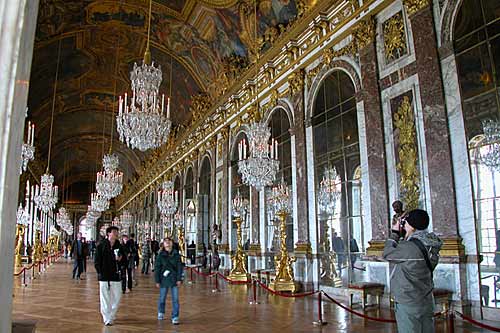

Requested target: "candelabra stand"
[
  {"left": 228, "top": 216, "right": 249, "bottom": 281},
  {"left": 33, "top": 230, "right": 44, "bottom": 263},
  {"left": 320, "top": 223, "right": 342, "bottom": 287},
  {"left": 15, "top": 224, "right": 26, "bottom": 268},
  {"left": 269, "top": 211, "right": 299, "bottom": 292},
  {"left": 177, "top": 225, "right": 185, "bottom": 263}
]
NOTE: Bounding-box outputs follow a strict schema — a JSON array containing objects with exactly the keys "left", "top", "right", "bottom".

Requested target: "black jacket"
[
  {"left": 94, "top": 239, "right": 125, "bottom": 282},
  {"left": 71, "top": 239, "right": 85, "bottom": 260}
]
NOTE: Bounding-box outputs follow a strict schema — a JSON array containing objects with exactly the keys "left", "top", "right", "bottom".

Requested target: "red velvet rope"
[
  {"left": 321, "top": 291, "right": 397, "bottom": 324},
  {"left": 254, "top": 279, "right": 319, "bottom": 298},
  {"left": 455, "top": 311, "right": 500, "bottom": 332},
  {"left": 216, "top": 272, "right": 250, "bottom": 284}
]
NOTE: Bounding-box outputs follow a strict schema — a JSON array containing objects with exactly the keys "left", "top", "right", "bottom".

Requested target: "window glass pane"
[
  {"left": 454, "top": 0, "right": 484, "bottom": 40},
  {"left": 313, "top": 84, "right": 325, "bottom": 116},
  {"left": 490, "top": 35, "right": 500, "bottom": 85},
  {"left": 482, "top": 0, "right": 500, "bottom": 25},
  {"left": 456, "top": 44, "right": 494, "bottom": 99}
]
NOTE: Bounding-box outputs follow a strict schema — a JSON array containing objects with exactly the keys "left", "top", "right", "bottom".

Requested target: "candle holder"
[
  {"left": 229, "top": 191, "right": 250, "bottom": 282},
  {"left": 268, "top": 180, "right": 299, "bottom": 293},
  {"left": 174, "top": 212, "right": 185, "bottom": 263},
  {"left": 14, "top": 224, "right": 26, "bottom": 268},
  {"left": 33, "top": 229, "right": 44, "bottom": 264}
]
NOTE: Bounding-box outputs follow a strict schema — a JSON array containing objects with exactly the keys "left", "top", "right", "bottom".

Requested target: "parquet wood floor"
[{"left": 11, "top": 258, "right": 489, "bottom": 332}]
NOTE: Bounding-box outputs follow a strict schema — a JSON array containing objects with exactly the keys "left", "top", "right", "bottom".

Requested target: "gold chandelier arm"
[{"left": 47, "top": 39, "right": 62, "bottom": 173}]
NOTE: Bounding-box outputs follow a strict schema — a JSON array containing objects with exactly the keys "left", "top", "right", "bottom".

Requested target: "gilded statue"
[{"left": 15, "top": 224, "right": 26, "bottom": 268}]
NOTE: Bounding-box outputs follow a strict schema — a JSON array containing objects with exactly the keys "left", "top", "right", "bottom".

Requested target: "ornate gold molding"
[
  {"left": 403, "top": 0, "right": 430, "bottom": 16},
  {"left": 394, "top": 96, "right": 420, "bottom": 211},
  {"left": 288, "top": 69, "right": 305, "bottom": 96},
  {"left": 383, "top": 12, "right": 407, "bottom": 62},
  {"left": 440, "top": 237, "right": 465, "bottom": 257},
  {"left": 294, "top": 242, "right": 312, "bottom": 255},
  {"left": 353, "top": 16, "right": 376, "bottom": 50},
  {"left": 365, "top": 240, "right": 385, "bottom": 257}
]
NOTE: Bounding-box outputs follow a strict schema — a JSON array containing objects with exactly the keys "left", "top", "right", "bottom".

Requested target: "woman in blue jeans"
[{"left": 154, "top": 237, "right": 183, "bottom": 324}]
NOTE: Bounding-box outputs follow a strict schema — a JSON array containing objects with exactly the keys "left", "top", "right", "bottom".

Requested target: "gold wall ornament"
[
  {"left": 190, "top": 93, "right": 213, "bottom": 124},
  {"left": 269, "top": 211, "right": 299, "bottom": 292},
  {"left": 177, "top": 225, "right": 185, "bottom": 263},
  {"left": 288, "top": 69, "right": 305, "bottom": 96},
  {"left": 217, "top": 127, "right": 229, "bottom": 159},
  {"left": 268, "top": 89, "right": 279, "bottom": 107},
  {"left": 394, "top": 96, "right": 420, "bottom": 211},
  {"left": 403, "top": 0, "right": 429, "bottom": 16},
  {"left": 14, "top": 224, "right": 26, "bottom": 268},
  {"left": 228, "top": 216, "right": 250, "bottom": 282},
  {"left": 33, "top": 230, "right": 44, "bottom": 263},
  {"left": 383, "top": 12, "right": 407, "bottom": 62},
  {"left": 353, "top": 16, "right": 376, "bottom": 50}
]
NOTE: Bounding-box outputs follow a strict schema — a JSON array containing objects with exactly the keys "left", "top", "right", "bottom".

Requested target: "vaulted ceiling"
[{"left": 28, "top": 0, "right": 301, "bottom": 204}]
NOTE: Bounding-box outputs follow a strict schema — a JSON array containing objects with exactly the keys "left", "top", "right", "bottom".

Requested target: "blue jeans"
[{"left": 158, "top": 286, "right": 179, "bottom": 319}]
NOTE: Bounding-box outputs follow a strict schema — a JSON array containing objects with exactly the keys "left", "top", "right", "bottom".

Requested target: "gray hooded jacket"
[{"left": 383, "top": 230, "right": 443, "bottom": 306}]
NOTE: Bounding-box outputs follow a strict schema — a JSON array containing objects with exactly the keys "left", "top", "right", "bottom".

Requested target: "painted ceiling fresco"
[{"left": 28, "top": 0, "right": 303, "bottom": 204}]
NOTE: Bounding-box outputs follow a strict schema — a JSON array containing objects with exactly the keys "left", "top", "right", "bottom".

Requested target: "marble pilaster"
[
  {"left": 220, "top": 131, "right": 230, "bottom": 251},
  {"left": 358, "top": 31, "right": 390, "bottom": 253},
  {"left": 0, "top": 1, "right": 40, "bottom": 332},
  {"left": 407, "top": 3, "right": 458, "bottom": 239}
]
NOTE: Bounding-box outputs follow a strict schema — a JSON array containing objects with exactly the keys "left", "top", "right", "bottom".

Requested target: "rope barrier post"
[
  {"left": 22, "top": 269, "right": 27, "bottom": 287},
  {"left": 447, "top": 311, "right": 455, "bottom": 333},
  {"left": 212, "top": 273, "right": 219, "bottom": 293},
  {"left": 249, "top": 279, "right": 259, "bottom": 305},
  {"left": 312, "top": 292, "right": 327, "bottom": 326},
  {"left": 32, "top": 264, "right": 35, "bottom": 280}
]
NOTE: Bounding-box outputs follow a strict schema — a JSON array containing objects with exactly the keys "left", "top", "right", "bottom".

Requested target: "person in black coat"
[
  {"left": 71, "top": 232, "right": 85, "bottom": 279},
  {"left": 94, "top": 226, "right": 126, "bottom": 326}
]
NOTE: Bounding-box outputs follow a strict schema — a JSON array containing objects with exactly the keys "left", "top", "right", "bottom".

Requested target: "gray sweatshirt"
[{"left": 383, "top": 230, "right": 443, "bottom": 306}]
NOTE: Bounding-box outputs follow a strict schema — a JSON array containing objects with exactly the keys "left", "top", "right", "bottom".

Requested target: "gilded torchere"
[
  {"left": 33, "top": 230, "right": 44, "bottom": 263},
  {"left": 268, "top": 181, "right": 298, "bottom": 292},
  {"left": 14, "top": 224, "right": 26, "bottom": 268},
  {"left": 228, "top": 216, "right": 249, "bottom": 282},
  {"left": 320, "top": 224, "right": 342, "bottom": 287},
  {"left": 177, "top": 225, "right": 185, "bottom": 263}
]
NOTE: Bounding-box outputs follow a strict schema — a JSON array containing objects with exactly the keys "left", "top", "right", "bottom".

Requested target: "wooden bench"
[
  {"left": 348, "top": 282, "right": 385, "bottom": 309},
  {"left": 433, "top": 288, "right": 452, "bottom": 312}
]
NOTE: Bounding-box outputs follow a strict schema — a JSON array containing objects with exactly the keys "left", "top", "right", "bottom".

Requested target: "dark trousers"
[
  {"left": 72, "top": 258, "right": 83, "bottom": 278},
  {"left": 142, "top": 257, "right": 150, "bottom": 274},
  {"left": 121, "top": 266, "right": 133, "bottom": 291}
]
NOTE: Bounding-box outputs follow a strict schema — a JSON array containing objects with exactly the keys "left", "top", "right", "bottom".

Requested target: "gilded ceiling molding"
[
  {"left": 403, "top": 0, "right": 430, "bottom": 16},
  {"left": 117, "top": 0, "right": 390, "bottom": 211}
]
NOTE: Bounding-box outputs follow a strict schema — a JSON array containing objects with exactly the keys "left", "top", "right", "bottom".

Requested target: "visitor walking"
[
  {"left": 141, "top": 237, "right": 152, "bottom": 274},
  {"left": 94, "top": 226, "right": 125, "bottom": 326},
  {"left": 70, "top": 232, "right": 85, "bottom": 280},
  {"left": 155, "top": 237, "right": 183, "bottom": 324}
]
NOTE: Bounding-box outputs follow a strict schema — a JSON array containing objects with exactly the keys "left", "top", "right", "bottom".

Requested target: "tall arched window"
[
  {"left": 184, "top": 167, "right": 196, "bottom": 242},
  {"left": 199, "top": 157, "right": 212, "bottom": 247},
  {"left": 455, "top": 0, "right": 500, "bottom": 308},
  {"left": 267, "top": 108, "right": 293, "bottom": 252},
  {"left": 312, "top": 70, "right": 361, "bottom": 286},
  {"left": 231, "top": 132, "right": 250, "bottom": 250}
]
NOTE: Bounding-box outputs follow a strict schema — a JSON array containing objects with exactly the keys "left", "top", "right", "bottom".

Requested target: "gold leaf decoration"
[
  {"left": 288, "top": 69, "right": 305, "bottom": 96},
  {"left": 394, "top": 96, "right": 420, "bottom": 211},
  {"left": 383, "top": 12, "right": 407, "bottom": 62},
  {"left": 403, "top": 0, "right": 429, "bottom": 16}
]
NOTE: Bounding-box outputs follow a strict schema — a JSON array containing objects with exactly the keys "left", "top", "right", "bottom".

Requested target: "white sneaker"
[
  {"left": 172, "top": 317, "right": 179, "bottom": 325},
  {"left": 158, "top": 313, "right": 164, "bottom": 320}
]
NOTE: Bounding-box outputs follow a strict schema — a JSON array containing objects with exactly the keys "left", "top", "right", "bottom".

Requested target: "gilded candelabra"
[
  {"left": 14, "top": 224, "right": 26, "bottom": 268},
  {"left": 320, "top": 224, "right": 342, "bottom": 287},
  {"left": 33, "top": 230, "right": 44, "bottom": 263},
  {"left": 229, "top": 216, "right": 249, "bottom": 281},
  {"left": 270, "top": 211, "right": 298, "bottom": 292},
  {"left": 268, "top": 181, "right": 298, "bottom": 292},
  {"left": 177, "top": 225, "right": 185, "bottom": 263}
]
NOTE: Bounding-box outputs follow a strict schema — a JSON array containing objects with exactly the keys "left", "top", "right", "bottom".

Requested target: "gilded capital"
[
  {"left": 288, "top": 69, "right": 305, "bottom": 96},
  {"left": 403, "top": 0, "right": 429, "bottom": 16},
  {"left": 353, "top": 17, "right": 376, "bottom": 51}
]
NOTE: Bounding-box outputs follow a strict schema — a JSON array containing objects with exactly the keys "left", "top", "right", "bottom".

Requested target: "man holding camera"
[
  {"left": 383, "top": 209, "right": 443, "bottom": 333},
  {"left": 95, "top": 226, "right": 125, "bottom": 326}
]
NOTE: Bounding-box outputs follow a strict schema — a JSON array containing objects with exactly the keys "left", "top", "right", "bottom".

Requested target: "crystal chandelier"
[
  {"left": 96, "top": 154, "right": 123, "bottom": 199},
  {"left": 479, "top": 119, "right": 500, "bottom": 172},
  {"left": 174, "top": 211, "right": 182, "bottom": 228},
  {"left": 56, "top": 207, "right": 71, "bottom": 230},
  {"left": 318, "top": 166, "right": 342, "bottom": 216},
  {"left": 112, "top": 216, "right": 120, "bottom": 226},
  {"left": 91, "top": 192, "right": 109, "bottom": 212},
  {"left": 157, "top": 180, "right": 178, "bottom": 215},
  {"left": 86, "top": 206, "right": 101, "bottom": 225},
  {"left": 20, "top": 118, "right": 35, "bottom": 174},
  {"left": 237, "top": 121, "right": 280, "bottom": 191},
  {"left": 34, "top": 173, "right": 58, "bottom": 213},
  {"left": 270, "top": 180, "right": 292, "bottom": 214},
  {"left": 116, "top": 0, "right": 171, "bottom": 151},
  {"left": 16, "top": 204, "right": 30, "bottom": 226},
  {"left": 232, "top": 190, "right": 249, "bottom": 218},
  {"left": 121, "top": 210, "right": 133, "bottom": 230}
]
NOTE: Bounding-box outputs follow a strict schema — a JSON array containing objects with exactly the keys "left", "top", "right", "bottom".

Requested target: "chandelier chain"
[{"left": 47, "top": 39, "right": 62, "bottom": 173}]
